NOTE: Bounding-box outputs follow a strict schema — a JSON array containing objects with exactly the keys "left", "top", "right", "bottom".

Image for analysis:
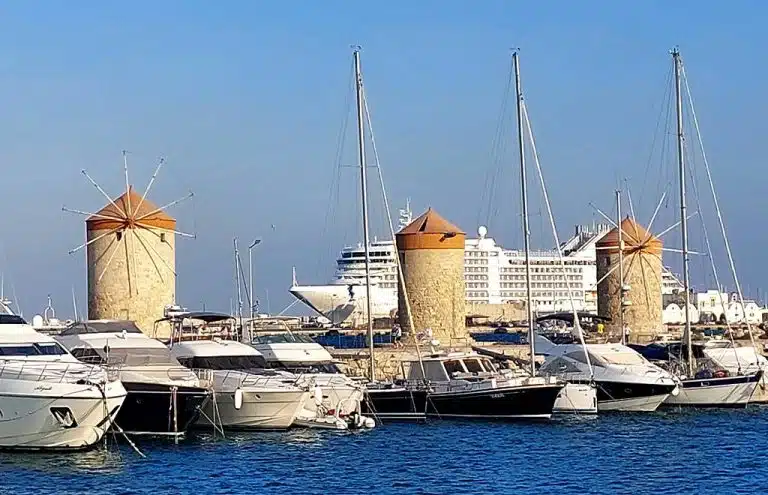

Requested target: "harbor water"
[{"left": 2, "top": 408, "right": 767, "bottom": 494}]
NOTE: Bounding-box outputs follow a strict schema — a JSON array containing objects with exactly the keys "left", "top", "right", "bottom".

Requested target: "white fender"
[{"left": 234, "top": 388, "right": 244, "bottom": 410}]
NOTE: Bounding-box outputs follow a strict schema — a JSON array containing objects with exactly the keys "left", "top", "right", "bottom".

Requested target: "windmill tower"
[
  {"left": 65, "top": 152, "right": 194, "bottom": 336},
  {"left": 595, "top": 217, "right": 663, "bottom": 340}
]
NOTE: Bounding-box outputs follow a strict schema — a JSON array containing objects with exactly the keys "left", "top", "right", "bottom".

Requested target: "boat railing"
[
  {"left": 0, "top": 358, "right": 111, "bottom": 384},
  {"left": 190, "top": 368, "right": 298, "bottom": 390},
  {"left": 193, "top": 368, "right": 215, "bottom": 389},
  {"left": 100, "top": 360, "right": 202, "bottom": 385}
]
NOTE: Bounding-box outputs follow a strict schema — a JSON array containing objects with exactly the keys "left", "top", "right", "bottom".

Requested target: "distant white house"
[
  {"left": 694, "top": 290, "right": 764, "bottom": 324},
  {"left": 662, "top": 302, "right": 700, "bottom": 325}
]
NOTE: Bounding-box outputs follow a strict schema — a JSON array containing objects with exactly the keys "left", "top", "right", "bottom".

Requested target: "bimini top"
[
  {"left": 59, "top": 320, "right": 144, "bottom": 336},
  {"left": 155, "top": 311, "right": 233, "bottom": 324}
]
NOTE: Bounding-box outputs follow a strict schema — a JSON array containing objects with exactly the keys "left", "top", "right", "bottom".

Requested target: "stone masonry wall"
[
  {"left": 398, "top": 248, "right": 467, "bottom": 345},
  {"left": 597, "top": 251, "right": 662, "bottom": 339},
  {"left": 87, "top": 226, "right": 175, "bottom": 337}
]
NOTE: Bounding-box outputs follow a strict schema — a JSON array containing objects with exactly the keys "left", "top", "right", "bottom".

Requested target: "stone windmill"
[
  {"left": 64, "top": 151, "right": 194, "bottom": 335},
  {"left": 592, "top": 192, "right": 692, "bottom": 341}
]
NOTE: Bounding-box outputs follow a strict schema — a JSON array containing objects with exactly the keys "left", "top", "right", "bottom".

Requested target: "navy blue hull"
[
  {"left": 116, "top": 382, "right": 209, "bottom": 435},
  {"left": 364, "top": 387, "right": 428, "bottom": 421}
]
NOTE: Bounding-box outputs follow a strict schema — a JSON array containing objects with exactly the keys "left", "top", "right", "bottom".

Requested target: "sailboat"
[
  {"left": 507, "top": 50, "right": 597, "bottom": 415},
  {"left": 650, "top": 49, "right": 762, "bottom": 408},
  {"left": 359, "top": 49, "right": 564, "bottom": 421}
]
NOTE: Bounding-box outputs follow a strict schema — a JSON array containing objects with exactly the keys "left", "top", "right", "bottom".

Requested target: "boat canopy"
[
  {"left": 60, "top": 320, "right": 143, "bottom": 336},
  {"left": 155, "top": 311, "right": 234, "bottom": 324}
]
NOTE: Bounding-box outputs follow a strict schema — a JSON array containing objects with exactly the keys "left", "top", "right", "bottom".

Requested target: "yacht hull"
[
  {"left": 116, "top": 382, "right": 209, "bottom": 436},
  {"left": 593, "top": 381, "right": 676, "bottom": 412},
  {"left": 0, "top": 380, "right": 125, "bottom": 450},
  {"left": 199, "top": 389, "right": 307, "bottom": 430},
  {"left": 553, "top": 383, "right": 598, "bottom": 414},
  {"left": 363, "top": 386, "right": 428, "bottom": 421},
  {"left": 662, "top": 373, "right": 762, "bottom": 408},
  {"left": 426, "top": 383, "right": 563, "bottom": 419}
]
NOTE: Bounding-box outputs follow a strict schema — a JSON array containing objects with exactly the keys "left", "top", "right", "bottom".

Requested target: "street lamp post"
[{"left": 248, "top": 239, "right": 262, "bottom": 320}]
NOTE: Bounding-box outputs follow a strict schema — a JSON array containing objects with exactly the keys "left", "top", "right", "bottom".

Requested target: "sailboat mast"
[
  {"left": 353, "top": 48, "right": 376, "bottom": 382},
  {"left": 672, "top": 48, "right": 693, "bottom": 376},
  {"left": 234, "top": 238, "right": 246, "bottom": 343},
  {"left": 513, "top": 51, "right": 536, "bottom": 376},
  {"left": 616, "top": 190, "right": 625, "bottom": 345}
]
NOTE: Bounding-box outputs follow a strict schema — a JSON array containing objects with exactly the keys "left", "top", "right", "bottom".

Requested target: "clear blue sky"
[{"left": 1, "top": 1, "right": 766, "bottom": 318}]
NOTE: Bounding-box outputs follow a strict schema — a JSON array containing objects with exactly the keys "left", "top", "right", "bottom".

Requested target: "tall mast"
[
  {"left": 513, "top": 51, "right": 536, "bottom": 376},
  {"left": 616, "top": 190, "right": 625, "bottom": 345},
  {"left": 353, "top": 47, "right": 376, "bottom": 382},
  {"left": 672, "top": 48, "right": 693, "bottom": 376},
  {"left": 234, "top": 238, "right": 245, "bottom": 343}
]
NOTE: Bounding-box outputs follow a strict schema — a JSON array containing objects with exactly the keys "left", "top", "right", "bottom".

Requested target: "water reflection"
[
  {"left": 190, "top": 427, "right": 348, "bottom": 448},
  {"left": 0, "top": 445, "right": 126, "bottom": 476}
]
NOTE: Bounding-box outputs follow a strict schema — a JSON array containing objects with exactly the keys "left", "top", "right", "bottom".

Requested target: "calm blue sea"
[{"left": 2, "top": 408, "right": 767, "bottom": 495}]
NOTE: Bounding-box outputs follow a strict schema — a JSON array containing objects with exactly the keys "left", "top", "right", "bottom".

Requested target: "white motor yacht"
[
  {"left": 251, "top": 333, "right": 373, "bottom": 428},
  {"left": 168, "top": 338, "right": 309, "bottom": 430},
  {"left": 0, "top": 308, "right": 126, "bottom": 450},
  {"left": 536, "top": 335, "right": 679, "bottom": 412},
  {"left": 630, "top": 341, "right": 763, "bottom": 408},
  {"left": 702, "top": 342, "right": 768, "bottom": 404},
  {"left": 55, "top": 320, "right": 209, "bottom": 437}
]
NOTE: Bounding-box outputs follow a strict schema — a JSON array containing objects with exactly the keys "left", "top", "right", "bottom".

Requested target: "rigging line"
[
  {"left": 682, "top": 134, "right": 741, "bottom": 371},
  {"left": 489, "top": 110, "right": 513, "bottom": 229},
  {"left": 638, "top": 66, "right": 674, "bottom": 210},
  {"left": 521, "top": 100, "right": 594, "bottom": 379},
  {"left": 317, "top": 60, "right": 355, "bottom": 276},
  {"left": 362, "top": 84, "right": 427, "bottom": 382},
  {"left": 481, "top": 55, "right": 515, "bottom": 229},
  {"left": 483, "top": 56, "right": 514, "bottom": 223},
  {"left": 680, "top": 60, "right": 759, "bottom": 356}
]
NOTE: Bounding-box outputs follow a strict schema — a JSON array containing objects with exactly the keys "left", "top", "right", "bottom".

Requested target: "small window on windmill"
[
  {"left": 160, "top": 233, "right": 166, "bottom": 243},
  {"left": 116, "top": 231, "right": 123, "bottom": 242},
  {"left": 604, "top": 257, "right": 610, "bottom": 268}
]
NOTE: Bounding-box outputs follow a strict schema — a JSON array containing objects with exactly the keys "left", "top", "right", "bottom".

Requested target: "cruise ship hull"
[
  {"left": 289, "top": 284, "right": 395, "bottom": 324},
  {"left": 0, "top": 380, "right": 126, "bottom": 450}
]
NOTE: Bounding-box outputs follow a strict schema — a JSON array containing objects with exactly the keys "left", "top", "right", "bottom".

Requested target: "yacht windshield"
[
  {"left": 0, "top": 343, "right": 68, "bottom": 356},
  {"left": 72, "top": 346, "right": 181, "bottom": 366},
  {"left": 0, "top": 314, "right": 27, "bottom": 325},
  {"left": 177, "top": 355, "right": 268, "bottom": 371},
  {"left": 463, "top": 359, "right": 484, "bottom": 373},
  {"left": 269, "top": 361, "right": 342, "bottom": 374},
  {"left": 252, "top": 333, "right": 315, "bottom": 345},
  {"left": 599, "top": 352, "right": 647, "bottom": 366}
]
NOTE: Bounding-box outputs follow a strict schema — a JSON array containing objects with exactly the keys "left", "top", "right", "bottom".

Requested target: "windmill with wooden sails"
[{"left": 64, "top": 151, "right": 194, "bottom": 336}]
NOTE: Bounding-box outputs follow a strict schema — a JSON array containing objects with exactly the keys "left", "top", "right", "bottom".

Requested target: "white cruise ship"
[{"left": 290, "top": 204, "right": 685, "bottom": 325}]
